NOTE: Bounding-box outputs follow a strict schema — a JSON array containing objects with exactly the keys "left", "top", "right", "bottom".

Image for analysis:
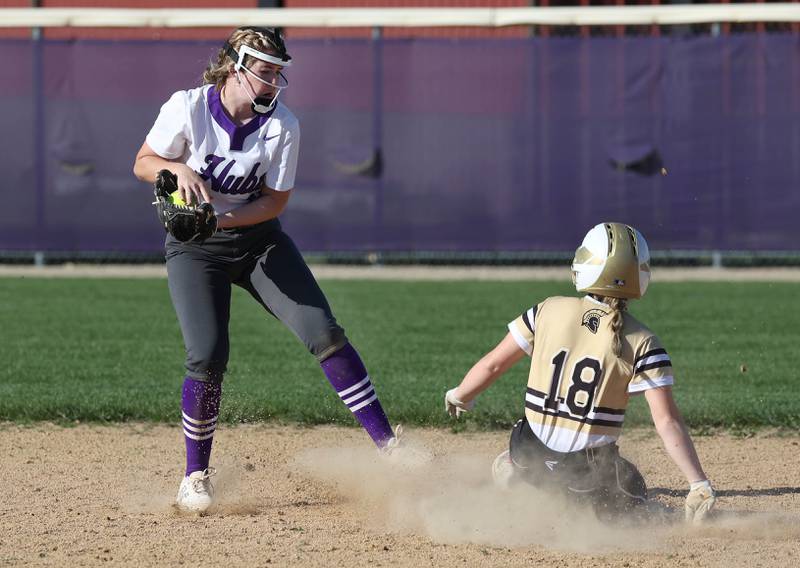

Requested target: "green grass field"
[{"left": 0, "top": 277, "right": 796, "bottom": 431}]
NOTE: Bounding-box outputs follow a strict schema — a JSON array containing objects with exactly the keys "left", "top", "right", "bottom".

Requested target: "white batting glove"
[
  {"left": 685, "top": 479, "right": 716, "bottom": 524},
  {"left": 445, "top": 388, "right": 474, "bottom": 418}
]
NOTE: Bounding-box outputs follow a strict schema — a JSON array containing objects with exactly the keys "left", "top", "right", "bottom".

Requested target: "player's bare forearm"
[
  {"left": 645, "top": 387, "right": 707, "bottom": 483},
  {"left": 216, "top": 189, "right": 291, "bottom": 229},
  {"left": 133, "top": 141, "right": 190, "bottom": 184},
  {"left": 655, "top": 417, "right": 707, "bottom": 483},
  {"left": 455, "top": 333, "right": 526, "bottom": 402},
  {"left": 456, "top": 361, "right": 499, "bottom": 403},
  {"left": 134, "top": 153, "right": 176, "bottom": 183}
]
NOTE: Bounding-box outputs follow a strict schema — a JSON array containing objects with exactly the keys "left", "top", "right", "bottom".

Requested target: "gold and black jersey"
[{"left": 507, "top": 295, "right": 673, "bottom": 453}]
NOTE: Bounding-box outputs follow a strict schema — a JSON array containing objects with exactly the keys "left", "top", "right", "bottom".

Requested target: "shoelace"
[
  {"left": 382, "top": 425, "right": 404, "bottom": 454},
  {"left": 190, "top": 467, "right": 217, "bottom": 494}
]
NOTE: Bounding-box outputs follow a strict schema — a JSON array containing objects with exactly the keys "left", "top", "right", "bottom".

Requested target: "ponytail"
[{"left": 604, "top": 296, "right": 628, "bottom": 358}]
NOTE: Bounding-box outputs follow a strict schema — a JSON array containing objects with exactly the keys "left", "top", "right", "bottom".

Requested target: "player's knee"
[
  {"left": 185, "top": 339, "right": 229, "bottom": 383},
  {"left": 615, "top": 457, "right": 647, "bottom": 502},
  {"left": 309, "top": 324, "right": 348, "bottom": 362},
  {"left": 592, "top": 457, "right": 648, "bottom": 518},
  {"left": 185, "top": 367, "right": 225, "bottom": 384}
]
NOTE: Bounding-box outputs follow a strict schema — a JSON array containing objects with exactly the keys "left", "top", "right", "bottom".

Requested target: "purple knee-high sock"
[
  {"left": 321, "top": 343, "right": 394, "bottom": 448},
  {"left": 181, "top": 377, "right": 222, "bottom": 476}
]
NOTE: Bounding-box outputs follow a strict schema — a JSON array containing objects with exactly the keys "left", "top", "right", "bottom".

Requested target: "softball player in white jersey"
[
  {"left": 445, "top": 223, "right": 716, "bottom": 522},
  {"left": 134, "top": 27, "right": 400, "bottom": 513}
]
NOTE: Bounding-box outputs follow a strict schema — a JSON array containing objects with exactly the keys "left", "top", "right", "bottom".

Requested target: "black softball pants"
[
  {"left": 165, "top": 219, "right": 347, "bottom": 383},
  {"left": 508, "top": 418, "right": 648, "bottom": 518}
]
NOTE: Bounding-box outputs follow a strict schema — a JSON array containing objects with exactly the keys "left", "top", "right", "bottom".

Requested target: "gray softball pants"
[{"left": 165, "top": 219, "right": 347, "bottom": 383}]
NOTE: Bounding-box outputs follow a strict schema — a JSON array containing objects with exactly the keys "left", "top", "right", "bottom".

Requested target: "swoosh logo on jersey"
[
  {"left": 264, "top": 134, "right": 280, "bottom": 141},
  {"left": 545, "top": 460, "right": 559, "bottom": 471}
]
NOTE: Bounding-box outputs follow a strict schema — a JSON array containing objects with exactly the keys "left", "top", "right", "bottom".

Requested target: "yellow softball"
[{"left": 169, "top": 190, "right": 191, "bottom": 207}]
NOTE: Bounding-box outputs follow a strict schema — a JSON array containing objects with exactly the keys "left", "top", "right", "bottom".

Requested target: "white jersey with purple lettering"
[{"left": 146, "top": 84, "right": 299, "bottom": 215}]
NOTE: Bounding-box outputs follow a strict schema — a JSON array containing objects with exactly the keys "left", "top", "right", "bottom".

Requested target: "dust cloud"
[{"left": 294, "top": 439, "right": 669, "bottom": 553}]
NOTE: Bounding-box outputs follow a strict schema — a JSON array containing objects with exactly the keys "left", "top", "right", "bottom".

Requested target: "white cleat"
[
  {"left": 491, "top": 449, "right": 516, "bottom": 490},
  {"left": 380, "top": 425, "right": 432, "bottom": 468},
  {"left": 381, "top": 424, "right": 405, "bottom": 455},
  {"left": 176, "top": 467, "right": 216, "bottom": 513}
]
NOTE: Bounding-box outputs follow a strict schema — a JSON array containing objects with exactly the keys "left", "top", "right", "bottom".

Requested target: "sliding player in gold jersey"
[{"left": 445, "top": 223, "right": 716, "bottom": 522}]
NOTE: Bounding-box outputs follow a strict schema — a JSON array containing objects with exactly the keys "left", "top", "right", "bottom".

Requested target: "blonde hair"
[
  {"left": 202, "top": 29, "right": 280, "bottom": 89},
  {"left": 598, "top": 295, "right": 628, "bottom": 358}
]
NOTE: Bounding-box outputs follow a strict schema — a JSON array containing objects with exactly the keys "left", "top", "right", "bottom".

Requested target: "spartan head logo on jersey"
[{"left": 581, "top": 309, "right": 607, "bottom": 334}]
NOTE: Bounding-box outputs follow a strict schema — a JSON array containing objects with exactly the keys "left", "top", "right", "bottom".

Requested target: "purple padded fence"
[{"left": 0, "top": 35, "right": 797, "bottom": 253}]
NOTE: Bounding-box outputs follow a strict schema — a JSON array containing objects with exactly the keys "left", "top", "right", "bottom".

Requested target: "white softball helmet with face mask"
[{"left": 572, "top": 222, "right": 651, "bottom": 300}]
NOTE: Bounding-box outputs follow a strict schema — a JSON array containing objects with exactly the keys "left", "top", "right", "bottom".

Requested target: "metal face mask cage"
[
  {"left": 223, "top": 28, "right": 292, "bottom": 114},
  {"left": 225, "top": 44, "right": 290, "bottom": 90}
]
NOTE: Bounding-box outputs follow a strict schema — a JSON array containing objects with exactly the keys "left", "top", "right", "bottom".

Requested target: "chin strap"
[{"left": 235, "top": 69, "right": 278, "bottom": 114}]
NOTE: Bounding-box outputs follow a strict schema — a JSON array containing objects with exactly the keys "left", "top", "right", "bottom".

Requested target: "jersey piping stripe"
[
  {"left": 628, "top": 375, "right": 674, "bottom": 393},
  {"left": 593, "top": 405, "right": 626, "bottom": 415},
  {"left": 634, "top": 348, "right": 667, "bottom": 365},
  {"left": 525, "top": 400, "right": 625, "bottom": 429},
  {"left": 525, "top": 390, "right": 625, "bottom": 424},
  {"left": 521, "top": 310, "right": 533, "bottom": 333},
  {"left": 635, "top": 353, "right": 671, "bottom": 368},
  {"left": 522, "top": 305, "right": 538, "bottom": 334},
  {"left": 509, "top": 324, "right": 533, "bottom": 355},
  {"left": 635, "top": 360, "right": 672, "bottom": 374},
  {"left": 634, "top": 350, "right": 671, "bottom": 373},
  {"left": 525, "top": 388, "right": 626, "bottom": 415},
  {"left": 527, "top": 387, "right": 548, "bottom": 398}
]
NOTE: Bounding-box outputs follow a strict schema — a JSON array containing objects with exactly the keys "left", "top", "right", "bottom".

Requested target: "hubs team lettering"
[{"left": 198, "top": 154, "right": 265, "bottom": 195}]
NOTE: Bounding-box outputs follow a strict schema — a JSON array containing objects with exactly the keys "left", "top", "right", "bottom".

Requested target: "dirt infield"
[
  {"left": 2, "top": 264, "right": 800, "bottom": 281},
  {"left": 2, "top": 424, "right": 798, "bottom": 567}
]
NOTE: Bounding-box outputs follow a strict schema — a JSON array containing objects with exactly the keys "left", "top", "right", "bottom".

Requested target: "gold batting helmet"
[{"left": 571, "top": 222, "right": 651, "bottom": 300}]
